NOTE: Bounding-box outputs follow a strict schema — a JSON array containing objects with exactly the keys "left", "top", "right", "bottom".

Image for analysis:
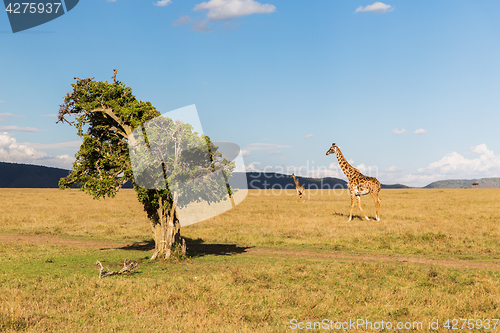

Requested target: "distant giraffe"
[
  {"left": 326, "top": 143, "right": 381, "bottom": 222},
  {"left": 290, "top": 173, "right": 305, "bottom": 198}
]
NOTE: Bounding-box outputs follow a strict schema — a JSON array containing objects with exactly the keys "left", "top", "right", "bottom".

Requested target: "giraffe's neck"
[
  {"left": 292, "top": 175, "right": 300, "bottom": 186},
  {"left": 334, "top": 148, "right": 358, "bottom": 180}
]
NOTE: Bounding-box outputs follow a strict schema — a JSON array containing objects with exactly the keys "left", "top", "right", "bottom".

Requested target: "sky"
[{"left": 1, "top": 0, "right": 500, "bottom": 187}]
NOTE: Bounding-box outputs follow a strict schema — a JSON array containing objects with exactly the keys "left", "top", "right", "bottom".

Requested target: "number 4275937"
[
  {"left": 5, "top": 3, "right": 62, "bottom": 14},
  {"left": 443, "top": 318, "right": 499, "bottom": 330}
]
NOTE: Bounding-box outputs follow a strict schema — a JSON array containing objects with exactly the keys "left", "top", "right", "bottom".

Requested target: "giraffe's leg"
[
  {"left": 356, "top": 195, "right": 370, "bottom": 221},
  {"left": 371, "top": 192, "right": 381, "bottom": 221},
  {"left": 348, "top": 193, "right": 355, "bottom": 222}
]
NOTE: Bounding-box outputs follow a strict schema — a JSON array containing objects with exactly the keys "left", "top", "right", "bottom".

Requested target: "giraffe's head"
[
  {"left": 290, "top": 173, "right": 295, "bottom": 178},
  {"left": 326, "top": 143, "right": 338, "bottom": 155}
]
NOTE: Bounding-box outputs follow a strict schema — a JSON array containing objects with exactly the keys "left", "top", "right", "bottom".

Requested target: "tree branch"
[
  {"left": 90, "top": 107, "right": 133, "bottom": 137},
  {"left": 95, "top": 259, "right": 139, "bottom": 278}
]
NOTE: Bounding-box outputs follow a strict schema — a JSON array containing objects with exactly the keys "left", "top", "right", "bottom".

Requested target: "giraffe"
[
  {"left": 290, "top": 173, "right": 305, "bottom": 198},
  {"left": 326, "top": 143, "right": 381, "bottom": 222}
]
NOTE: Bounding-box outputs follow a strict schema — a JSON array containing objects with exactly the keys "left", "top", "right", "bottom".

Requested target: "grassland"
[{"left": 1, "top": 188, "right": 500, "bottom": 332}]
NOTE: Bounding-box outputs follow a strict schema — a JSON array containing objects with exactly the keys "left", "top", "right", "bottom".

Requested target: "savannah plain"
[{"left": 1, "top": 187, "right": 500, "bottom": 332}]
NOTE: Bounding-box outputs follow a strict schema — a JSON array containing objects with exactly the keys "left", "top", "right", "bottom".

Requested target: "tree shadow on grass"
[
  {"left": 113, "top": 240, "right": 155, "bottom": 251},
  {"left": 114, "top": 237, "right": 252, "bottom": 258},
  {"left": 186, "top": 241, "right": 252, "bottom": 259}
]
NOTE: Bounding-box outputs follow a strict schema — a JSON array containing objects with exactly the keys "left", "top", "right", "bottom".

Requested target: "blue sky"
[{"left": 1, "top": 0, "right": 500, "bottom": 187}]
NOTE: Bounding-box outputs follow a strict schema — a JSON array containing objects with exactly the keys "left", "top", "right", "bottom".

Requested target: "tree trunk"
[{"left": 150, "top": 196, "right": 185, "bottom": 260}]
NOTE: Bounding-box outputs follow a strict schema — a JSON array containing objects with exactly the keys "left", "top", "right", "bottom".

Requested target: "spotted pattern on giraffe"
[{"left": 326, "top": 143, "right": 382, "bottom": 222}]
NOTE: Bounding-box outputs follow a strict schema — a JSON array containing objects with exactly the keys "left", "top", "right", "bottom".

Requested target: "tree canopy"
[
  {"left": 57, "top": 72, "right": 234, "bottom": 259},
  {"left": 58, "top": 75, "right": 158, "bottom": 198}
]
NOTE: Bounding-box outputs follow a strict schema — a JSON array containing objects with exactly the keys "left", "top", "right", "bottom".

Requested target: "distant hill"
[
  {"left": 0, "top": 162, "right": 71, "bottom": 188},
  {"left": 0, "top": 162, "right": 410, "bottom": 189},
  {"left": 0, "top": 161, "right": 133, "bottom": 188},
  {"left": 424, "top": 178, "right": 500, "bottom": 189},
  {"left": 381, "top": 183, "right": 412, "bottom": 189}
]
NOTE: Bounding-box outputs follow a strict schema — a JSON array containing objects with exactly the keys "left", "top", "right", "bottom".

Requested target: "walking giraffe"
[
  {"left": 326, "top": 143, "right": 381, "bottom": 222},
  {"left": 290, "top": 173, "right": 305, "bottom": 198}
]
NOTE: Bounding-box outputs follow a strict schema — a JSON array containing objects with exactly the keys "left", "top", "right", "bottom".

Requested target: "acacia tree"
[{"left": 57, "top": 72, "right": 233, "bottom": 259}]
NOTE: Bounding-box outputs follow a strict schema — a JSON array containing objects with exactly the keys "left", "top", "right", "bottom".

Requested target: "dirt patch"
[
  {"left": 1, "top": 234, "right": 499, "bottom": 270},
  {"left": 243, "top": 247, "right": 500, "bottom": 270}
]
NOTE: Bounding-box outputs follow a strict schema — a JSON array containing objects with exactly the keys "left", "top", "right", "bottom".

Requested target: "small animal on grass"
[
  {"left": 326, "top": 143, "right": 381, "bottom": 222},
  {"left": 290, "top": 173, "right": 305, "bottom": 198}
]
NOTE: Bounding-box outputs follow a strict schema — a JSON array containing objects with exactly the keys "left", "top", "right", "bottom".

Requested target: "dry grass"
[
  {"left": 1, "top": 188, "right": 500, "bottom": 332},
  {"left": 186, "top": 188, "right": 500, "bottom": 260},
  {"left": 0, "top": 189, "right": 150, "bottom": 241}
]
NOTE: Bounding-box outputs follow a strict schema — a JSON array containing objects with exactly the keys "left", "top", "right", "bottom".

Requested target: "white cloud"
[
  {"left": 0, "top": 100, "right": 5, "bottom": 103},
  {"left": 328, "top": 162, "right": 339, "bottom": 171},
  {"left": 392, "top": 128, "right": 406, "bottom": 135},
  {"left": 398, "top": 144, "right": 500, "bottom": 186},
  {"left": 192, "top": 19, "right": 214, "bottom": 32},
  {"left": 0, "top": 113, "right": 24, "bottom": 118},
  {"left": 413, "top": 128, "right": 427, "bottom": 135},
  {"left": 0, "top": 132, "right": 46, "bottom": 160},
  {"left": 240, "top": 149, "right": 250, "bottom": 157},
  {"left": 47, "top": 155, "right": 75, "bottom": 169},
  {"left": 244, "top": 162, "right": 259, "bottom": 171},
  {"left": 367, "top": 166, "right": 407, "bottom": 186},
  {"left": 154, "top": 0, "right": 171, "bottom": 6},
  {"left": 194, "top": 0, "right": 276, "bottom": 22},
  {"left": 0, "top": 132, "right": 75, "bottom": 169},
  {"left": 173, "top": 15, "right": 192, "bottom": 26},
  {"left": 355, "top": 2, "right": 393, "bottom": 13},
  {"left": 356, "top": 163, "right": 367, "bottom": 173},
  {"left": 392, "top": 128, "right": 428, "bottom": 135},
  {"left": 234, "top": 162, "right": 247, "bottom": 172},
  {"left": 0, "top": 126, "right": 41, "bottom": 133},
  {"left": 385, "top": 165, "right": 402, "bottom": 173},
  {"left": 354, "top": 163, "right": 380, "bottom": 177},
  {"left": 0, "top": 113, "right": 25, "bottom": 121},
  {"left": 265, "top": 151, "right": 281, "bottom": 155},
  {"left": 302, "top": 134, "right": 314, "bottom": 139}
]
